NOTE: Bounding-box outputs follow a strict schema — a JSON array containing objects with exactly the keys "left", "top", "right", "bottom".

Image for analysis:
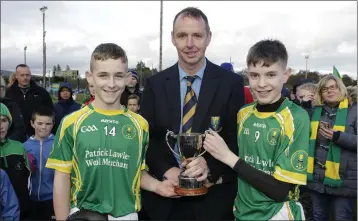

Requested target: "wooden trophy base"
[{"left": 174, "top": 186, "right": 208, "bottom": 196}]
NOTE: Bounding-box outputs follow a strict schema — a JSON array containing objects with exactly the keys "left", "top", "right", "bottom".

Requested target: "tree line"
[
  {"left": 238, "top": 69, "right": 357, "bottom": 89},
  {"left": 52, "top": 64, "right": 71, "bottom": 75},
  {"left": 2, "top": 62, "right": 356, "bottom": 90}
]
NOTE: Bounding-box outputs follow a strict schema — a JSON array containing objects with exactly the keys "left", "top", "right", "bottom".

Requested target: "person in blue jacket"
[
  {"left": 24, "top": 106, "right": 55, "bottom": 220},
  {"left": 53, "top": 83, "right": 81, "bottom": 134},
  {"left": 281, "top": 84, "right": 290, "bottom": 98},
  {"left": 0, "top": 169, "right": 20, "bottom": 221}
]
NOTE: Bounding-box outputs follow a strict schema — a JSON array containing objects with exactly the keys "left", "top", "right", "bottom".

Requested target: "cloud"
[{"left": 1, "top": 1, "right": 356, "bottom": 78}]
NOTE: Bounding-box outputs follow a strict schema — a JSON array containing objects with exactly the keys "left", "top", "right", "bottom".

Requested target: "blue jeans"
[{"left": 310, "top": 191, "right": 354, "bottom": 220}]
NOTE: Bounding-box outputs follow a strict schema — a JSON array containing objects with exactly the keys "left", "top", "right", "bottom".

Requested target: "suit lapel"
[
  {"left": 192, "top": 61, "right": 220, "bottom": 132},
  {"left": 165, "top": 64, "right": 181, "bottom": 133}
]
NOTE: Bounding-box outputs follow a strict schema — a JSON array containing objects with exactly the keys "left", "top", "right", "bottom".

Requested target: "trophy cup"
[{"left": 166, "top": 131, "right": 208, "bottom": 196}]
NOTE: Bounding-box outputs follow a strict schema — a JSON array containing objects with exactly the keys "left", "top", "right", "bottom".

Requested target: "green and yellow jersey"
[
  {"left": 46, "top": 104, "right": 148, "bottom": 217},
  {"left": 234, "top": 98, "right": 310, "bottom": 220}
]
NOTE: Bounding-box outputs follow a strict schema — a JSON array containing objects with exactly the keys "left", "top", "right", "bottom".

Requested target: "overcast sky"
[{"left": 1, "top": 1, "right": 357, "bottom": 78}]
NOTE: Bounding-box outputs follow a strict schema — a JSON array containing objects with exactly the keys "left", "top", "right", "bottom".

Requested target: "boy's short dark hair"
[
  {"left": 31, "top": 106, "right": 54, "bottom": 122},
  {"left": 246, "top": 39, "right": 288, "bottom": 68},
  {"left": 128, "top": 94, "right": 140, "bottom": 105}
]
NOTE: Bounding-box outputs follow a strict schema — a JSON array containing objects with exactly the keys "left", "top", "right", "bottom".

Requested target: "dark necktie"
[{"left": 182, "top": 76, "right": 198, "bottom": 133}]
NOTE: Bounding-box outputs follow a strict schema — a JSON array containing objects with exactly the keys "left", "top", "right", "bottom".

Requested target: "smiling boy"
[
  {"left": 45, "top": 43, "right": 177, "bottom": 220},
  {"left": 203, "top": 39, "right": 310, "bottom": 220}
]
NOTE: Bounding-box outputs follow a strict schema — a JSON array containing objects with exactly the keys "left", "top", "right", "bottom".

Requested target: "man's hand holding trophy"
[{"left": 165, "top": 116, "right": 221, "bottom": 196}]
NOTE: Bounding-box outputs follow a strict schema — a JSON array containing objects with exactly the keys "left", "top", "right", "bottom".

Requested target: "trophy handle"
[
  {"left": 165, "top": 130, "right": 181, "bottom": 158},
  {"left": 196, "top": 130, "right": 210, "bottom": 157}
]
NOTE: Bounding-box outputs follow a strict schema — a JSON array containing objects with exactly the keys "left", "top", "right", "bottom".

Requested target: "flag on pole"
[{"left": 333, "top": 65, "right": 342, "bottom": 79}]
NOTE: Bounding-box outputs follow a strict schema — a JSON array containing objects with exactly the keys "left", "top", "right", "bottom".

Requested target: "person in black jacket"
[
  {"left": 120, "top": 69, "right": 142, "bottom": 106},
  {"left": 140, "top": 7, "right": 245, "bottom": 220},
  {"left": 0, "top": 76, "right": 26, "bottom": 142},
  {"left": 5, "top": 64, "right": 53, "bottom": 137}
]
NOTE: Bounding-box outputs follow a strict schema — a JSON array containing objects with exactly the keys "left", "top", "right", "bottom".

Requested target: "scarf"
[{"left": 307, "top": 98, "right": 348, "bottom": 187}]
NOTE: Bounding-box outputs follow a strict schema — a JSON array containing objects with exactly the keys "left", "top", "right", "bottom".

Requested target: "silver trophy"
[{"left": 166, "top": 131, "right": 209, "bottom": 196}]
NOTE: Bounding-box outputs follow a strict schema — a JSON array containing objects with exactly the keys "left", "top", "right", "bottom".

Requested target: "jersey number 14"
[{"left": 104, "top": 126, "right": 116, "bottom": 136}]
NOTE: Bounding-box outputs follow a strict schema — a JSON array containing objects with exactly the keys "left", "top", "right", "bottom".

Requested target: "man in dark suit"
[{"left": 140, "top": 7, "right": 245, "bottom": 220}]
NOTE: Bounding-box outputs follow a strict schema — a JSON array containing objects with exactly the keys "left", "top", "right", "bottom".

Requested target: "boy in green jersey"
[
  {"left": 46, "top": 43, "right": 177, "bottom": 220},
  {"left": 203, "top": 39, "right": 310, "bottom": 220}
]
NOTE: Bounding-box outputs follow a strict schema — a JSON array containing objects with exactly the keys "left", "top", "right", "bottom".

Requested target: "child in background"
[
  {"left": 0, "top": 103, "right": 30, "bottom": 220},
  {"left": 127, "top": 94, "right": 140, "bottom": 113},
  {"left": 53, "top": 83, "right": 81, "bottom": 134},
  {"left": 81, "top": 76, "right": 96, "bottom": 108},
  {"left": 24, "top": 106, "right": 55, "bottom": 220}
]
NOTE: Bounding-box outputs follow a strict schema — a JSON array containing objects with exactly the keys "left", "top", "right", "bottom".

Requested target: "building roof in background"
[{"left": 0, "top": 70, "right": 13, "bottom": 76}]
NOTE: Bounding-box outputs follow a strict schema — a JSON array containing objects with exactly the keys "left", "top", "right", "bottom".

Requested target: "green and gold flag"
[{"left": 333, "top": 65, "right": 342, "bottom": 79}]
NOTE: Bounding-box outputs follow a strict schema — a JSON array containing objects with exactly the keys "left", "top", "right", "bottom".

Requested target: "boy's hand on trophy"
[
  {"left": 163, "top": 167, "right": 181, "bottom": 183},
  {"left": 203, "top": 129, "right": 230, "bottom": 162},
  {"left": 182, "top": 156, "right": 209, "bottom": 182},
  {"left": 204, "top": 130, "right": 239, "bottom": 168},
  {"left": 155, "top": 179, "right": 179, "bottom": 198}
]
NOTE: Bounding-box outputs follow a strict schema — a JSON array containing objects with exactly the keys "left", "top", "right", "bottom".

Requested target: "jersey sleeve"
[
  {"left": 141, "top": 125, "right": 149, "bottom": 171},
  {"left": 45, "top": 119, "right": 74, "bottom": 174},
  {"left": 273, "top": 109, "right": 310, "bottom": 185}
]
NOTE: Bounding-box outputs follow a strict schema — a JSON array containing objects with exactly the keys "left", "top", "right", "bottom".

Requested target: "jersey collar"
[{"left": 88, "top": 103, "right": 127, "bottom": 116}]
